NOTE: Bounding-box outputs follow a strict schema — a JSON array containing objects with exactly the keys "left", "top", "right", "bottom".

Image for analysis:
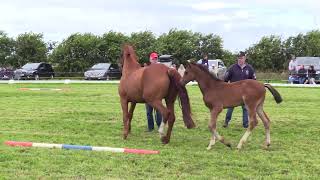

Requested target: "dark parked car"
[
  {"left": 14, "top": 62, "right": 54, "bottom": 80},
  {"left": 0, "top": 67, "right": 14, "bottom": 80},
  {"left": 84, "top": 63, "right": 121, "bottom": 80},
  {"left": 158, "top": 55, "right": 173, "bottom": 67}
]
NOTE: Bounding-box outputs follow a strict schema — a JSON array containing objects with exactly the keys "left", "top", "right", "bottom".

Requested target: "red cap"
[{"left": 150, "top": 52, "right": 158, "bottom": 60}]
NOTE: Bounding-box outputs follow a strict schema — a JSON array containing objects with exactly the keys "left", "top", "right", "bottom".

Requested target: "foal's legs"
[
  {"left": 120, "top": 98, "right": 129, "bottom": 139},
  {"left": 237, "top": 105, "right": 258, "bottom": 149},
  {"left": 128, "top": 102, "right": 136, "bottom": 133},
  {"left": 257, "top": 103, "right": 271, "bottom": 148},
  {"left": 207, "top": 107, "right": 231, "bottom": 150}
]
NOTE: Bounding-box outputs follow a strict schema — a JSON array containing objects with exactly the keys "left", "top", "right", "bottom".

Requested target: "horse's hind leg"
[
  {"left": 237, "top": 105, "right": 258, "bottom": 149},
  {"left": 120, "top": 98, "right": 129, "bottom": 139},
  {"left": 128, "top": 102, "right": 136, "bottom": 133},
  {"left": 163, "top": 101, "right": 177, "bottom": 144},
  {"left": 257, "top": 103, "right": 271, "bottom": 148},
  {"left": 208, "top": 107, "right": 231, "bottom": 150},
  {"left": 148, "top": 100, "right": 170, "bottom": 144}
]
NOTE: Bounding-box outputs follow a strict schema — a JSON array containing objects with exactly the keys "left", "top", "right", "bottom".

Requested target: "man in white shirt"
[{"left": 288, "top": 55, "right": 297, "bottom": 75}]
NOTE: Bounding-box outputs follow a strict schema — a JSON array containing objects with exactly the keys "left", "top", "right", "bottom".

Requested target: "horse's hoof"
[
  {"left": 161, "top": 136, "right": 169, "bottom": 144},
  {"left": 206, "top": 146, "right": 212, "bottom": 150},
  {"left": 123, "top": 134, "right": 128, "bottom": 140}
]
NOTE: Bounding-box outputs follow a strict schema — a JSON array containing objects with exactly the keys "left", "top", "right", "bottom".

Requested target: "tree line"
[{"left": 1, "top": 29, "right": 320, "bottom": 72}]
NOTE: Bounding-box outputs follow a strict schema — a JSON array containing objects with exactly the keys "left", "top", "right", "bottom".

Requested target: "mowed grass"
[{"left": 0, "top": 83, "right": 319, "bottom": 179}]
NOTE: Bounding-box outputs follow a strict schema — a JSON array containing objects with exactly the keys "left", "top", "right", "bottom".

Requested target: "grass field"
[{"left": 0, "top": 83, "right": 319, "bottom": 179}]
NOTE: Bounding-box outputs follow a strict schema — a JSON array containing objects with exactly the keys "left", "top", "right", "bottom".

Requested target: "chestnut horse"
[
  {"left": 180, "top": 63, "right": 282, "bottom": 149},
  {"left": 118, "top": 45, "right": 195, "bottom": 144}
]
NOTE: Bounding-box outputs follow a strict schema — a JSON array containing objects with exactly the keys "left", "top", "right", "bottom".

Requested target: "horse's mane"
[{"left": 191, "top": 62, "right": 222, "bottom": 81}]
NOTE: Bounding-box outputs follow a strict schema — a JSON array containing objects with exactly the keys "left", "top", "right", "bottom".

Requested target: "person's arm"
[
  {"left": 224, "top": 66, "right": 232, "bottom": 82},
  {"left": 249, "top": 65, "right": 256, "bottom": 80}
]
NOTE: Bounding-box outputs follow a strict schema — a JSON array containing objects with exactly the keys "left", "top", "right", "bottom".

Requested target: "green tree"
[
  {"left": 14, "top": 32, "right": 47, "bottom": 67},
  {"left": 246, "top": 35, "right": 286, "bottom": 71},
  {"left": 222, "top": 50, "right": 236, "bottom": 67},
  {"left": 98, "top": 31, "right": 129, "bottom": 64},
  {"left": 304, "top": 30, "right": 320, "bottom": 56},
  {"left": 0, "top": 31, "right": 15, "bottom": 67},
  {"left": 129, "top": 31, "right": 157, "bottom": 64},
  {"left": 157, "top": 29, "right": 197, "bottom": 64},
  {"left": 194, "top": 33, "right": 224, "bottom": 60},
  {"left": 49, "top": 33, "right": 101, "bottom": 72},
  {"left": 283, "top": 33, "right": 308, "bottom": 58}
]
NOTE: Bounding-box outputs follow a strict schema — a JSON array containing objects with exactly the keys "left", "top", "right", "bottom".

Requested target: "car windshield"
[
  {"left": 90, "top": 63, "right": 110, "bottom": 70},
  {"left": 22, "top": 63, "right": 40, "bottom": 70},
  {"left": 208, "top": 61, "right": 218, "bottom": 67},
  {"left": 159, "top": 55, "right": 173, "bottom": 63}
]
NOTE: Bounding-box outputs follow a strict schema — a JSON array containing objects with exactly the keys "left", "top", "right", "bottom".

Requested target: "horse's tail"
[
  {"left": 167, "top": 69, "right": 196, "bottom": 129},
  {"left": 264, "top": 84, "right": 283, "bottom": 104}
]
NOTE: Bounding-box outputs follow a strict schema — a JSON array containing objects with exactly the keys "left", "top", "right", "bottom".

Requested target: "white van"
[{"left": 197, "top": 59, "right": 227, "bottom": 80}]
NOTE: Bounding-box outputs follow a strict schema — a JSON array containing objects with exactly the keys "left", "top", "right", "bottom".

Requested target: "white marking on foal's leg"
[
  {"left": 237, "top": 130, "right": 251, "bottom": 149},
  {"left": 213, "top": 131, "right": 222, "bottom": 141},
  {"left": 158, "top": 122, "right": 166, "bottom": 137},
  {"left": 265, "top": 129, "right": 271, "bottom": 146},
  {"left": 207, "top": 134, "right": 216, "bottom": 150}
]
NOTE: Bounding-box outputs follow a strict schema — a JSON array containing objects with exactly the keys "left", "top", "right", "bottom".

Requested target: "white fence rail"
[{"left": 0, "top": 79, "right": 319, "bottom": 88}]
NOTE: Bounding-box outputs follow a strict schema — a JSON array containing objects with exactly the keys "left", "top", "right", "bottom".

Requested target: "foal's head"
[
  {"left": 180, "top": 63, "right": 197, "bottom": 86},
  {"left": 180, "top": 62, "right": 221, "bottom": 86}
]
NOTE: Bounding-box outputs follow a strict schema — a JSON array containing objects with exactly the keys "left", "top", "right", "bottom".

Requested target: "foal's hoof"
[
  {"left": 161, "top": 136, "right": 169, "bottom": 144},
  {"left": 263, "top": 143, "right": 271, "bottom": 150},
  {"left": 226, "top": 142, "right": 232, "bottom": 149}
]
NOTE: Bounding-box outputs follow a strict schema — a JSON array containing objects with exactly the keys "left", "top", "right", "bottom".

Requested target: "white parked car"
[{"left": 197, "top": 59, "right": 227, "bottom": 80}]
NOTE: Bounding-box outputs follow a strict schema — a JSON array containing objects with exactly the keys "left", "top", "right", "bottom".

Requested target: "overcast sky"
[{"left": 1, "top": 0, "right": 319, "bottom": 51}]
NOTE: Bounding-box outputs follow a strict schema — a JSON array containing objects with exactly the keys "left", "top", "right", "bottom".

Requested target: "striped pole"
[
  {"left": 19, "top": 88, "right": 63, "bottom": 91},
  {"left": 4, "top": 141, "right": 159, "bottom": 155}
]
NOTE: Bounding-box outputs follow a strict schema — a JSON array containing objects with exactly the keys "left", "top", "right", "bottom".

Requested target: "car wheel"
[{"left": 35, "top": 74, "right": 39, "bottom": 80}]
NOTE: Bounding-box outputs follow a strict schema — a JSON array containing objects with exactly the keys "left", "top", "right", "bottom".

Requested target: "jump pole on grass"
[{"left": 5, "top": 141, "right": 159, "bottom": 155}]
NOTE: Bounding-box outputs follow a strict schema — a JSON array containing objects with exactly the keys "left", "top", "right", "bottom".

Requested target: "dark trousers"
[
  {"left": 145, "top": 104, "right": 162, "bottom": 130},
  {"left": 298, "top": 77, "right": 306, "bottom": 84},
  {"left": 225, "top": 105, "right": 248, "bottom": 128}
]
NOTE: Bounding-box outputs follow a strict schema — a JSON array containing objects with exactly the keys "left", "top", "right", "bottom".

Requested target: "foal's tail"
[
  {"left": 168, "top": 69, "right": 196, "bottom": 129},
  {"left": 264, "top": 84, "right": 283, "bottom": 104}
]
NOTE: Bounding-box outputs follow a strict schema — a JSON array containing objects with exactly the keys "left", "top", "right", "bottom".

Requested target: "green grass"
[{"left": 0, "top": 83, "right": 319, "bottom": 179}]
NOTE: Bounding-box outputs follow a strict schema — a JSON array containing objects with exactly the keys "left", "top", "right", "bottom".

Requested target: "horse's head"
[
  {"left": 180, "top": 62, "right": 197, "bottom": 86},
  {"left": 120, "top": 44, "right": 138, "bottom": 65}
]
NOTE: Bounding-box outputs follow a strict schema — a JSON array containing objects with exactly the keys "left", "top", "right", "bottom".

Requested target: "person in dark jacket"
[
  {"left": 307, "top": 65, "right": 316, "bottom": 84},
  {"left": 201, "top": 54, "right": 209, "bottom": 69},
  {"left": 297, "top": 65, "right": 307, "bottom": 84},
  {"left": 223, "top": 51, "right": 256, "bottom": 128}
]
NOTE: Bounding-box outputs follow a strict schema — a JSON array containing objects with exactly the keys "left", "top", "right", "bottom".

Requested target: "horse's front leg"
[
  {"left": 120, "top": 98, "right": 129, "bottom": 139},
  {"left": 207, "top": 107, "right": 231, "bottom": 150},
  {"left": 128, "top": 102, "right": 136, "bottom": 133}
]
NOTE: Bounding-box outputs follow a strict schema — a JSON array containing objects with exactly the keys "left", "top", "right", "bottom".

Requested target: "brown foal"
[{"left": 180, "top": 63, "right": 282, "bottom": 149}]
